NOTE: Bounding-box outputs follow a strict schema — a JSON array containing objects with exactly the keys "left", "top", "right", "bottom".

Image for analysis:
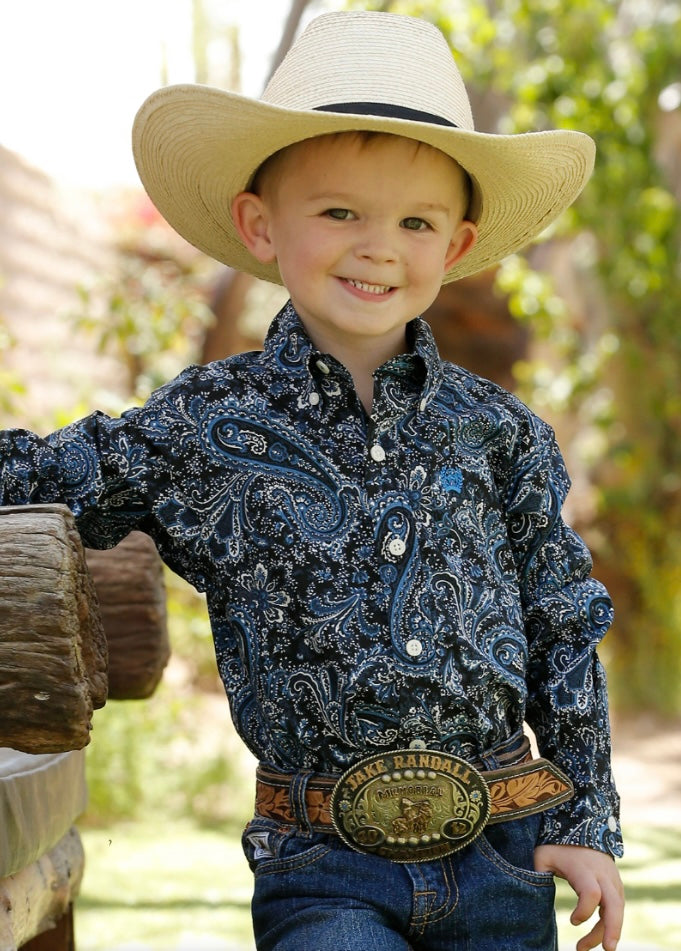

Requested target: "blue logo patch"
[{"left": 440, "top": 466, "right": 463, "bottom": 493}]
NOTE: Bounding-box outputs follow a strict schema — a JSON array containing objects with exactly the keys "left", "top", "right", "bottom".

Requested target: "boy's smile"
[{"left": 232, "top": 133, "right": 477, "bottom": 370}]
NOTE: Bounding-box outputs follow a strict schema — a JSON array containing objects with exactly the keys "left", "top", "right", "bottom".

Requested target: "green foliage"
[
  {"left": 0, "top": 293, "right": 26, "bottom": 416},
  {"left": 164, "top": 569, "right": 220, "bottom": 687},
  {"left": 480, "top": 0, "right": 681, "bottom": 713},
  {"left": 84, "top": 699, "right": 150, "bottom": 822},
  {"left": 84, "top": 574, "right": 236, "bottom": 828},
  {"left": 72, "top": 194, "right": 217, "bottom": 403},
  {"left": 352, "top": 0, "right": 681, "bottom": 711},
  {"left": 84, "top": 683, "right": 243, "bottom": 829},
  {"left": 83, "top": 568, "right": 235, "bottom": 826},
  {"left": 67, "top": 195, "right": 231, "bottom": 823}
]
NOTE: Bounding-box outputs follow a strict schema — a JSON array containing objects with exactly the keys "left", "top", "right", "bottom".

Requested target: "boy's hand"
[{"left": 534, "top": 843, "right": 624, "bottom": 951}]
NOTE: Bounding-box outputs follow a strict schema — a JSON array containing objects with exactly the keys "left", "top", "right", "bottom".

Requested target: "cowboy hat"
[{"left": 132, "top": 10, "right": 595, "bottom": 285}]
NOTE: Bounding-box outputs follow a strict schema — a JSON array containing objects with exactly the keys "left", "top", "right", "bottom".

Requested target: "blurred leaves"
[
  {"left": 0, "top": 290, "right": 26, "bottom": 415},
  {"left": 72, "top": 193, "right": 218, "bottom": 404},
  {"left": 352, "top": 0, "right": 681, "bottom": 711},
  {"left": 67, "top": 195, "right": 226, "bottom": 822}
]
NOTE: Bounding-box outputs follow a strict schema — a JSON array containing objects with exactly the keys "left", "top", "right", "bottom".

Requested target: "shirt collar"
[
  {"left": 406, "top": 314, "right": 445, "bottom": 405},
  {"left": 263, "top": 300, "right": 316, "bottom": 377},
  {"left": 263, "top": 300, "right": 445, "bottom": 404}
]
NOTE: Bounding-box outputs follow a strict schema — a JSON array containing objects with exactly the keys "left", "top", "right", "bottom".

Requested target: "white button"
[
  {"left": 316, "top": 359, "right": 330, "bottom": 374},
  {"left": 309, "top": 392, "right": 320, "bottom": 406},
  {"left": 409, "top": 738, "right": 427, "bottom": 750},
  {"left": 419, "top": 398, "right": 428, "bottom": 412},
  {"left": 607, "top": 815, "right": 618, "bottom": 833},
  {"left": 406, "top": 638, "right": 423, "bottom": 657},
  {"left": 388, "top": 538, "right": 406, "bottom": 557},
  {"left": 370, "top": 444, "right": 386, "bottom": 462}
]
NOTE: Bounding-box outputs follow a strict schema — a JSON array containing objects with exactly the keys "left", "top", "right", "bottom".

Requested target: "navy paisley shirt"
[{"left": 0, "top": 302, "right": 622, "bottom": 856}]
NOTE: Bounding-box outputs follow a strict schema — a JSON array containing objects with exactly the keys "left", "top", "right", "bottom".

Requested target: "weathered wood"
[
  {"left": 85, "top": 532, "right": 169, "bottom": 700},
  {"left": 19, "top": 906, "right": 74, "bottom": 951},
  {"left": 0, "top": 828, "right": 83, "bottom": 951},
  {"left": 0, "top": 505, "right": 107, "bottom": 753}
]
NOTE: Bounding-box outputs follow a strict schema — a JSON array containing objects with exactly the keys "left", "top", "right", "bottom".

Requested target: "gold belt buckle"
[{"left": 330, "top": 748, "right": 491, "bottom": 863}]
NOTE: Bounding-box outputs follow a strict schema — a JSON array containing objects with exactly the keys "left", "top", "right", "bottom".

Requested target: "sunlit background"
[{"left": 0, "top": 0, "right": 304, "bottom": 188}]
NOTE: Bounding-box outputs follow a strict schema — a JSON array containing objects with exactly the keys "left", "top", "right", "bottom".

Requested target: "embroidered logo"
[{"left": 440, "top": 466, "right": 463, "bottom": 493}]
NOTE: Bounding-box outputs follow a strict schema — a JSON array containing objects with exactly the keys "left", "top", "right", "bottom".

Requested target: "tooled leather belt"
[{"left": 255, "top": 744, "right": 574, "bottom": 863}]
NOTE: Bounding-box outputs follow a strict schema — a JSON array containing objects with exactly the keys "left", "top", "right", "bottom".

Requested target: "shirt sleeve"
[
  {"left": 0, "top": 410, "right": 154, "bottom": 546},
  {"left": 0, "top": 376, "right": 210, "bottom": 593},
  {"left": 503, "top": 411, "right": 623, "bottom": 858}
]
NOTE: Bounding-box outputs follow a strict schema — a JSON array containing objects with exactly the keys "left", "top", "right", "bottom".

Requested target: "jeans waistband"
[{"left": 476, "top": 729, "right": 530, "bottom": 770}]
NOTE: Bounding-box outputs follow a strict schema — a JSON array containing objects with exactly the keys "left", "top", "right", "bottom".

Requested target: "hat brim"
[{"left": 132, "top": 84, "right": 595, "bottom": 284}]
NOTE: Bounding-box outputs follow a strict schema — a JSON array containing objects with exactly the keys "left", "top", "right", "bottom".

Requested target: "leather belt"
[{"left": 255, "top": 746, "right": 574, "bottom": 863}]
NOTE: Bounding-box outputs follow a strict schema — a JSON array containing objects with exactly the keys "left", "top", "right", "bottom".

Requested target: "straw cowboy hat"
[{"left": 132, "top": 10, "right": 595, "bottom": 285}]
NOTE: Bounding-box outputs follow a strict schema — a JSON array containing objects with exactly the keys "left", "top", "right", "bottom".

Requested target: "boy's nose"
[{"left": 355, "top": 223, "right": 399, "bottom": 264}]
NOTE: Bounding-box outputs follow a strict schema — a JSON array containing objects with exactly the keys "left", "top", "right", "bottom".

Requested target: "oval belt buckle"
[{"left": 330, "top": 749, "right": 491, "bottom": 863}]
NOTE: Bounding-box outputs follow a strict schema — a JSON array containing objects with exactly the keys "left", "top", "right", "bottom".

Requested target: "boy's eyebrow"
[
  {"left": 412, "top": 201, "right": 455, "bottom": 214},
  {"left": 305, "top": 191, "right": 455, "bottom": 215},
  {"left": 302, "top": 187, "right": 361, "bottom": 202}
]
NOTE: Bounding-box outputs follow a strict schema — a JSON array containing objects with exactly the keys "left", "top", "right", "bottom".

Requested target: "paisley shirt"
[{"left": 0, "top": 301, "right": 622, "bottom": 856}]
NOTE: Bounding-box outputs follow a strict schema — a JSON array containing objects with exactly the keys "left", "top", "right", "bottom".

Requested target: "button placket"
[{"left": 309, "top": 354, "right": 341, "bottom": 402}]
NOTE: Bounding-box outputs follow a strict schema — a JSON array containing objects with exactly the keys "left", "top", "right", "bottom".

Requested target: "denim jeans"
[{"left": 242, "top": 810, "right": 557, "bottom": 950}]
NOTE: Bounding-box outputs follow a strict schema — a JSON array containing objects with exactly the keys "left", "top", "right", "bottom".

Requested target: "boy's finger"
[
  {"left": 575, "top": 920, "right": 620, "bottom": 951},
  {"left": 574, "top": 880, "right": 624, "bottom": 951},
  {"left": 575, "top": 918, "right": 604, "bottom": 951},
  {"left": 601, "top": 880, "right": 625, "bottom": 950},
  {"left": 570, "top": 883, "right": 600, "bottom": 925}
]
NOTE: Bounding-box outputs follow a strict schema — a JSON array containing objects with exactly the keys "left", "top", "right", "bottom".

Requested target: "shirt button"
[
  {"left": 308, "top": 392, "right": 320, "bottom": 406},
  {"left": 406, "top": 638, "right": 423, "bottom": 657},
  {"left": 316, "top": 359, "right": 330, "bottom": 374},
  {"left": 607, "top": 815, "right": 618, "bottom": 833},
  {"left": 409, "top": 738, "right": 427, "bottom": 750},
  {"left": 387, "top": 537, "right": 406, "bottom": 557},
  {"left": 370, "top": 444, "right": 386, "bottom": 462}
]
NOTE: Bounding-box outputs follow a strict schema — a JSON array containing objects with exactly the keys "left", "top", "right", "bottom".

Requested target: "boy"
[{"left": 0, "top": 10, "right": 623, "bottom": 951}]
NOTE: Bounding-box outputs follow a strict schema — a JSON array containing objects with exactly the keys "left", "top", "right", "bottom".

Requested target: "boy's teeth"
[{"left": 347, "top": 279, "right": 390, "bottom": 294}]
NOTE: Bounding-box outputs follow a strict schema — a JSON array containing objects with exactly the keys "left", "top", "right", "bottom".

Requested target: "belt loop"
[
  {"left": 289, "top": 770, "right": 315, "bottom": 834},
  {"left": 479, "top": 730, "right": 529, "bottom": 770},
  {"left": 478, "top": 748, "right": 500, "bottom": 770}
]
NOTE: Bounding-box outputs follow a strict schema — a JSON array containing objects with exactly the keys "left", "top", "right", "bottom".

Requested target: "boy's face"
[{"left": 232, "top": 133, "right": 477, "bottom": 359}]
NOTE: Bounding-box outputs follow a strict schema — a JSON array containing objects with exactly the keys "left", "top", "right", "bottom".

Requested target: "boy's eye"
[
  {"left": 401, "top": 217, "right": 430, "bottom": 231},
  {"left": 325, "top": 208, "right": 354, "bottom": 220}
]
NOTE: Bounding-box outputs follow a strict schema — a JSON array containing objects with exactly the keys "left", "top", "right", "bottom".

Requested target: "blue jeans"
[{"left": 242, "top": 811, "right": 557, "bottom": 950}]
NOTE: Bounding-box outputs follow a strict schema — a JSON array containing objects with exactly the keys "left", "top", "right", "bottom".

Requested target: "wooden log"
[
  {"left": 85, "top": 532, "right": 169, "bottom": 700},
  {"left": 19, "top": 906, "right": 74, "bottom": 951},
  {"left": 0, "top": 827, "right": 83, "bottom": 951},
  {"left": 0, "top": 505, "right": 107, "bottom": 753}
]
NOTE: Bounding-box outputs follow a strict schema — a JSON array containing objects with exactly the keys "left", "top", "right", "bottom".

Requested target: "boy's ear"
[
  {"left": 444, "top": 220, "right": 478, "bottom": 272},
  {"left": 231, "top": 192, "right": 277, "bottom": 263}
]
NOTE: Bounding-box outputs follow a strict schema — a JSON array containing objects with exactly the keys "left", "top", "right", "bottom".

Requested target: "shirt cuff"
[{"left": 537, "top": 792, "right": 624, "bottom": 858}]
